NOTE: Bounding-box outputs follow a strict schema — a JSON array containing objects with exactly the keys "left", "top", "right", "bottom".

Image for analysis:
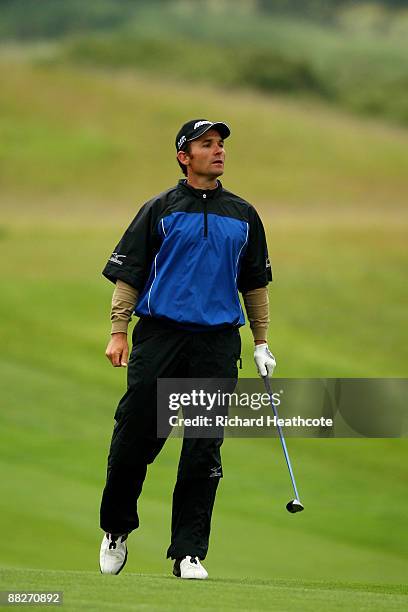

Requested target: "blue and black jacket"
[{"left": 103, "top": 180, "right": 272, "bottom": 330}]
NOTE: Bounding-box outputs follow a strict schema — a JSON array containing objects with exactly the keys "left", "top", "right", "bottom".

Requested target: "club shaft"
[{"left": 263, "top": 376, "right": 300, "bottom": 501}]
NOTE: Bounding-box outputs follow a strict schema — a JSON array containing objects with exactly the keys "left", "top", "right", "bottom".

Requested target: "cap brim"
[{"left": 187, "top": 122, "right": 230, "bottom": 142}]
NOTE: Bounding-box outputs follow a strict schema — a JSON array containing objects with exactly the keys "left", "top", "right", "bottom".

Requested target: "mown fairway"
[
  {"left": 0, "top": 57, "right": 407, "bottom": 609},
  {"left": 0, "top": 569, "right": 407, "bottom": 612}
]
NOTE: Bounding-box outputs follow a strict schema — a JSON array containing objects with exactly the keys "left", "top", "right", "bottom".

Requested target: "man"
[{"left": 99, "top": 119, "right": 276, "bottom": 579}]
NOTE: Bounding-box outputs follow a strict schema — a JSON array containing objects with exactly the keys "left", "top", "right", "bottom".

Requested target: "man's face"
[{"left": 179, "top": 129, "right": 225, "bottom": 178}]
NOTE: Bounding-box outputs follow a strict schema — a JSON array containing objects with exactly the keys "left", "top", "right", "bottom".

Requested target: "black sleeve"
[
  {"left": 237, "top": 205, "right": 272, "bottom": 293},
  {"left": 102, "top": 201, "right": 159, "bottom": 292}
]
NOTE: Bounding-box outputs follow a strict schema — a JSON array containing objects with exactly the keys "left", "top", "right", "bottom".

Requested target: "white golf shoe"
[
  {"left": 173, "top": 556, "right": 208, "bottom": 580},
  {"left": 99, "top": 533, "right": 128, "bottom": 575}
]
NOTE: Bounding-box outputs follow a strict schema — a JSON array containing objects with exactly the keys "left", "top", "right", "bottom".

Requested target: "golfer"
[{"left": 99, "top": 119, "right": 276, "bottom": 579}]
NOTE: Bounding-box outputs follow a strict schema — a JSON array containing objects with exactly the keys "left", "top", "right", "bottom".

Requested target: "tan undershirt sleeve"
[
  {"left": 111, "top": 281, "right": 268, "bottom": 339},
  {"left": 242, "top": 286, "right": 269, "bottom": 343},
  {"left": 110, "top": 279, "right": 139, "bottom": 334}
]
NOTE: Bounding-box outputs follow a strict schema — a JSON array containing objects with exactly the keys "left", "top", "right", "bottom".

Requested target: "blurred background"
[{"left": 0, "top": 0, "right": 407, "bottom": 586}]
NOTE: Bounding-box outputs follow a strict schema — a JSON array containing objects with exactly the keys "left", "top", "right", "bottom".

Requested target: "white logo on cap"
[
  {"left": 177, "top": 135, "right": 187, "bottom": 149},
  {"left": 194, "top": 120, "right": 212, "bottom": 130}
]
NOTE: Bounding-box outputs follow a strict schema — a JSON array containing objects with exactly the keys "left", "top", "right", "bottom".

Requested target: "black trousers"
[{"left": 100, "top": 317, "right": 241, "bottom": 560}]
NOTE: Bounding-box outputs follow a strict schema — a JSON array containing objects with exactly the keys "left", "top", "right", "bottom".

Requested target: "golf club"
[{"left": 262, "top": 375, "right": 304, "bottom": 513}]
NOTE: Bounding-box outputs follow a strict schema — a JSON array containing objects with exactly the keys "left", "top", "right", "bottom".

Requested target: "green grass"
[
  {"left": 0, "top": 60, "right": 407, "bottom": 211},
  {"left": 0, "top": 223, "right": 407, "bottom": 592},
  {"left": 0, "top": 59, "right": 407, "bottom": 609},
  {"left": 0, "top": 569, "right": 407, "bottom": 611}
]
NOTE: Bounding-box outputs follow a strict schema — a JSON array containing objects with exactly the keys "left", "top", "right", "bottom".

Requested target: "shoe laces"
[
  {"left": 107, "top": 533, "right": 126, "bottom": 551},
  {"left": 189, "top": 556, "right": 198, "bottom": 565}
]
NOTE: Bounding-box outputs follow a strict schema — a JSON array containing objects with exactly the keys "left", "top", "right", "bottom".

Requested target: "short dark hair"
[{"left": 177, "top": 143, "right": 191, "bottom": 177}]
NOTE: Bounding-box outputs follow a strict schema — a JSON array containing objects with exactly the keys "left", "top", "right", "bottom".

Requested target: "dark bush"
[{"left": 237, "top": 49, "right": 330, "bottom": 96}]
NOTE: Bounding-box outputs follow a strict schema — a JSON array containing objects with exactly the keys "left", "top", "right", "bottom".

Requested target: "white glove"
[{"left": 254, "top": 343, "right": 276, "bottom": 377}]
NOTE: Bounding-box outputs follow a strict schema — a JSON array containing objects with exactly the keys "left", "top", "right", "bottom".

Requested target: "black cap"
[{"left": 175, "top": 119, "right": 230, "bottom": 151}]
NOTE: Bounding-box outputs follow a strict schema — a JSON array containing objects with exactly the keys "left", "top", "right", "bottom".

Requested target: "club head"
[{"left": 286, "top": 499, "right": 304, "bottom": 513}]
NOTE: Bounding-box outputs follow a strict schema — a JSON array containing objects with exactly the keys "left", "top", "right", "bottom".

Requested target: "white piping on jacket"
[
  {"left": 147, "top": 255, "right": 158, "bottom": 316},
  {"left": 235, "top": 222, "right": 249, "bottom": 322},
  {"left": 161, "top": 218, "right": 166, "bottom": 237},
  {"left": 148, "top": 219, "right": 166, "bottom": 315},
  {"left": 235, "top": 222, "right": 249, "bottom": 283}
]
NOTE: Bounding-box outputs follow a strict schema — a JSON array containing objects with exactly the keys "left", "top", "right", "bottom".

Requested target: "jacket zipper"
[{"left": 203, "top": 193, "right": 208, "bottom": 238}]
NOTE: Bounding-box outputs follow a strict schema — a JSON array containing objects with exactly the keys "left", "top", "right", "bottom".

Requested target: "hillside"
[
  {"left": 1, "top": 58, "right": 407, "bottom": 215},
  {"left": 1, "top": 1, "right": 408, "bottom": 124},
  {"left": 0, "top": 57, "right": 406, "bottom": 610}
]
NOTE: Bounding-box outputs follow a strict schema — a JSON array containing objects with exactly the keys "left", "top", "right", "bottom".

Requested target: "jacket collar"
[{"left": 178, "top": 179, "right": 223, "bottom": 199}]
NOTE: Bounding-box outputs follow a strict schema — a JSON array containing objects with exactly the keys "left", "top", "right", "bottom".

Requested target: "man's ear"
[{"left": 177, "top": 149, "right": 189, "bottom": 167}]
